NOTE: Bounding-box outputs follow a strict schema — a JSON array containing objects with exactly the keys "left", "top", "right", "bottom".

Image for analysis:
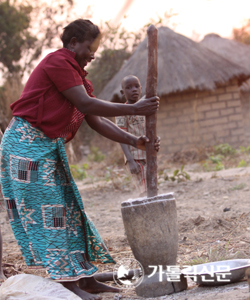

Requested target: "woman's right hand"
[{"left": 133, "top": 96, "right": 160, "bottom": 115}]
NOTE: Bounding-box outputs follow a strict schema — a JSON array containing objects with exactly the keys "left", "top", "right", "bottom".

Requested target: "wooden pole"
[{"left": 145, "top": 25, "right": 158, "bottom": 198}]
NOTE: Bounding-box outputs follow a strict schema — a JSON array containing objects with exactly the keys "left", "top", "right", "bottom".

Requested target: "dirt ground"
[{"left": 2, "top": 161, "right": 250, "bottom": 299}]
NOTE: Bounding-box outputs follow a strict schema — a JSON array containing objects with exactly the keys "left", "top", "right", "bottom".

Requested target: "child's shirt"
[{"left": 115, "top": 114, "right": 146, "bottom": 162}]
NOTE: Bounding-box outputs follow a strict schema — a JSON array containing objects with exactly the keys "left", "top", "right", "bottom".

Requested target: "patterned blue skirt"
[{"left": 0, "top": 117, "right": 114, "bottom": 281}]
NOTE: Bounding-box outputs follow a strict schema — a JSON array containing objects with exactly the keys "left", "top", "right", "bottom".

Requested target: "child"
[{"left": 116, "top": 75, "right": 154, "bottom": 196}]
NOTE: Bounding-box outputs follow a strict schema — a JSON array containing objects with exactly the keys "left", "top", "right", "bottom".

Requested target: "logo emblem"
[{"left": 113, "top": 258, "right": 144, "bottom": 289}]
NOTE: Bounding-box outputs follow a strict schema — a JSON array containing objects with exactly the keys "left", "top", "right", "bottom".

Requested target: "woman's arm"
[
  {"left": 61, "top": 85, "right": 159, "bottom": 117},
  {"left": 85, "top": 115, "right": 148, "bottom": 149},
  {"left": 85, "top": 115, "right": 161, "bottom": 152}
]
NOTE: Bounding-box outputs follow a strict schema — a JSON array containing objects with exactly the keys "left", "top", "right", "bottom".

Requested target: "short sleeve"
[
  {"left": 43, "top": 55, "right": 83, "bottom": 92},
  {"left": 115, "top": 116, "right": 127, "bottom": 131}
]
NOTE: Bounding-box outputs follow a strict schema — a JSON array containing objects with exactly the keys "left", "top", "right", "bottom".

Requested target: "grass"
[
  {"left": 69, "top": 164, "right": 88, "bottom": 180},
  {"left": 164, "top": 165, "right": 191, "bottom": 182},
  {"left": 69, "top": 142, "right": 250, "bottom": 189},
  {"left": 199, "top": 143, "right": 250, "bottom": 172},
  {"left": 185, "top": 241, "right": 246, "bottom": 266},
  {"left": 87, "top": 146, "right": 105, "bottom": 162},
  {"left": 228, "top": 183, "right": 247, "bottom": 191}
]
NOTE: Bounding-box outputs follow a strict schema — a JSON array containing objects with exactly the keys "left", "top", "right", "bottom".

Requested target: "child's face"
[{"left": 121, "top": 76, "right": 142, "bottom": 103}]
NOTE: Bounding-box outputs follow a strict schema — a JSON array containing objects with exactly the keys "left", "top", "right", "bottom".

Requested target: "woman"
[{"left": 0, "top": 19, "right": 159, "bottom": 300}]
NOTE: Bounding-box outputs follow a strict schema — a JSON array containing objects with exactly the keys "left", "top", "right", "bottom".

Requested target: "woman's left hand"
[{"left": 136, "top": 136, "right": 161, "bottom": 151}]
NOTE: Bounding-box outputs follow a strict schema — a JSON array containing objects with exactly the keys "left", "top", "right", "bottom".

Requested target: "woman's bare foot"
[
  {"left": 62, "top": 281, "right": 102, "bottom": 300},
  {"left": 79, "top": 276, "right": 121, "bottom": 294}
]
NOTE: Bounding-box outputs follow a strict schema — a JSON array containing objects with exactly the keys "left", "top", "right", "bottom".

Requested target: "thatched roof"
[
  {"left": 98, "top": 27, "right": 250, "bottom": 102},
  {"left": 200, "top": 33, "right": 250, "bottom": 92},
  {"left": 200, "top": 33, "right": 250, "bottom": 70}
]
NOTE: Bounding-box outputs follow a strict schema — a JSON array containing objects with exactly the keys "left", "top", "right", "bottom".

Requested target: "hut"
[
  {"left": 99, "top": 27, "right": 250, "bottom": 154},
  {"left": 200, "top": 33, "right": 250, "bottom": 144}
]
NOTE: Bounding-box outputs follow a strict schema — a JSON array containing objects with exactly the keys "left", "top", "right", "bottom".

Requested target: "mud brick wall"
[
  {"left": 239, "top": 88, "right": 250, "bottom": 145},
  {"left": 157, "top": 79, "right": 246, "bottom": 154}
]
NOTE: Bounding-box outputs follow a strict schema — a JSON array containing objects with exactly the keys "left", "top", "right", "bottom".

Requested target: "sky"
[
  {"left": 3, "top": 0, "right": 250, "bottom": 85},
  {"left": 75, "top": 0, "right": 250, "bottom": 41}
]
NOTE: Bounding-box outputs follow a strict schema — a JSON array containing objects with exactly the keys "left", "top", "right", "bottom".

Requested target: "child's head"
[
  {"left": 61, "top": 19, "right": 101, "bottom": 48},
  {"left": 120, "top": 75, "right": 142, "bottom": 104}
]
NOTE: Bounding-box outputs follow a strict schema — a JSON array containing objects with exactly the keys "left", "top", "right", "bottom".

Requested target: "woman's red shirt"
[{"left": 11, "top": 48, "right": 94, "bottom": 142}]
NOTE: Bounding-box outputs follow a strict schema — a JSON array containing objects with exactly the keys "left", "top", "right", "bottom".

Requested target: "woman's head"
[
  {"left": 61, "top": 19, "right": 101, "bottom": 68},
  {"left": 61, "top": 19, "right": 101, "bottom": 47}
]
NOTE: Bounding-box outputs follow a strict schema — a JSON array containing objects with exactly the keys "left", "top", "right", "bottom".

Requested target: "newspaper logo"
[{"left": 113, "top": 258, "right": 144, "bottom": 289}]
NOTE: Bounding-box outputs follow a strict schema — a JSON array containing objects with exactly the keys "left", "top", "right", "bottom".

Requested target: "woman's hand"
[
  {"left": 62, "top": 87, "right": 159, "bottom": 117},
  {"left": 133, "top": 96, "right": 160, "bottom": 116},
  {"left": 136, "top": 136, "right": 161, "bottom": 151}
]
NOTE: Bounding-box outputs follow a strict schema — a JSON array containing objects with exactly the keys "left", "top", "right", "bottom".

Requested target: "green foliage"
[
  {"left": 0, "top": 0, "right": 76, "bottom": 76},
  {"left": 88, "top": 10, "right": 178, "bottom": 97},
  {"left": 237, "top": 159, "right": 247, "bottom": 168},
  {"left": 209, "top": 155, "right": 223, "bottom": 164},
  {"left": 202, "top": 143, "right": 250, "bottom": 172},
  {"left": 88, "top": 21, "right": 139, "bottom": 96},
  {"left": 213, "top": 162, "right": 223, "bottom": 171},
  {"left": 0, "top": 0, "right": 89, "bottom": 127},
  {"left": 203, "top": 157, "right": 224, "bottom": 172},
  {"left": 229, "top": 183, "right": 246, "bottom": 191},
  {"left": 202, "top": 144, "right": 236, "bottom": 172},
  {"left": 70, "top": 164, "right": 88, "bottom": 180},
  {"left": 213, "top": 143, "right": 236, "bottom": 156},
  {"left": 88, "top": 48, "right": 131, "bottom": 96},
  {"left": 240, "top": 145, "right": 250, "bottom": 153},
  {"left": 0, "top": 1, "right": 35, "bottom": 73},
  {"left": 165, "top": 165, "right": 190, "bottom": 182},
  {"left": 88, "top": 146, "right": 105, "bottom": 162}
]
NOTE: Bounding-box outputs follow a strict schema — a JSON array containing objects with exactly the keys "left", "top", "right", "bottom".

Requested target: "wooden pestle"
[{"left": 145, "top": 25, "right": 158, "bottom": 198}]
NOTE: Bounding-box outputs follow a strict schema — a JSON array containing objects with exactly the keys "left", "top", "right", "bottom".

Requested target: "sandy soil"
[{"left": 2, "top": 164, "right": 250, "bottom": 299}]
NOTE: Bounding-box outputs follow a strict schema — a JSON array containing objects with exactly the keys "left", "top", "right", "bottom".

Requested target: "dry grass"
[{"left": 0, "top": 74, "right": 23, "bottom": 130}]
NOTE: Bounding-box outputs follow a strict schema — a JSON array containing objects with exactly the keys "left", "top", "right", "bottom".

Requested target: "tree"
[
  {"left": 0, "top": 1, "right": 35, "bottom": 73},
  {"left": 0, "top": 0, "right": 76, "bottom": 77},
  {"left": 87, "top": 9, "right": 178, "bottom": 97},
  {"left": 0, "top": 0, "right": 78, "bottom": 130},
  {"left": 87, "top": 22, "right": 134, "bottom": 96},
  {"left": 233, "top": 19, "right": 250, "bottom": 45}
]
